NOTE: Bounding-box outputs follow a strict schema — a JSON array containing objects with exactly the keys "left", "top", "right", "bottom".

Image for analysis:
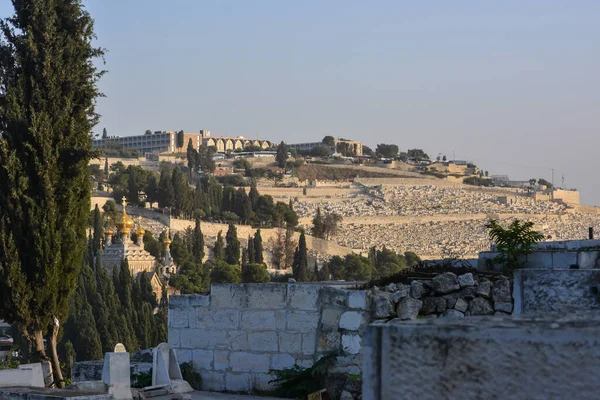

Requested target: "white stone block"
[
  {"left": 211, "top": 284, "right": 245, "bottom": 308},
  {"left": 189, "top": 294, "right": 210, "bottom": 307},
  {"left": 102, "top": 352, "right": 132, "bottom": 400},
  {"left": 226, "top": 373, "right": 253, "bottom": 392},
  {"left": 348, "top": 290, "right": 368, "bottom": 309},
  {"left": 339, "top": 311, "right": 364, "bottom": 331},
  {"left": 279, "top": 332, "right": 302, "bottom": 354},
  {"left": 214, "top": 350, "right": 229, "bottom": 371},
  {"left": 341, "top": 334, "right": 361, "bottom": 355},
  {"left": 175, "top": 349, "right": 192, "bottom": 364},
  {"left": 200, "top": 370, "right": 225, "bottom": 391},
  {"left": 169, "top": 309, "right": 189, "bottom": 328},
  {"left": 321, "top": 307, "right": 344, "bottom": 331},
  {"left": 287, "top": 311, "right": 320, "bottom": 331},
  {"left": 296, "top": 358, "right": 314, "bottom": 368},
  {"left": 271, "top": 353, "right": 296, "bottom": 370},
  {"left": 0, "top": 363, "right": 45, "bottom": 388},
  {"left": 192, "top": 349, "right": 214, "bottom": 370},
  {"left": 228, "top": 330, "right": 249, "bottom": 351},
  {"left": 254, "top": 373, "right": 278, "bottom": 391},
  {"left": 302, "top": 332, "right": 317, "bottom": 355},
  {"left": 230, "top": 352, "right": 270, "bottom": 373},
  {"left": 248, "top": 331, "right": 278, "bottom": 352},
  {"left": 181, "top": 329, "right": 228, "bottom": 349},
  {"left": 168, "top": 327, "right": 181, "bottom": 347},
  {"left": 287, "top": 285, "right": 320, "bottom": 311},
  {"left": 189, "top": 308, "right": 239, "bottom": 330},
  {"left": 276, "top": 310, "right": 287, "bottom": 330},
  {"left": 247, "top": 284, "right": 286, "bottom": 309},
  {"left": 241, "top": 310, "right": 277, "bottom": 330}
]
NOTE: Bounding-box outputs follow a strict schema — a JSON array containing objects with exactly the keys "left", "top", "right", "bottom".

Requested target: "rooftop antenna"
[
  {"left": 551, "top": 168, "right": 555, "bottom": 187},
  {"left": 562, "top": 174, "right": 565, "bottom": 188}
]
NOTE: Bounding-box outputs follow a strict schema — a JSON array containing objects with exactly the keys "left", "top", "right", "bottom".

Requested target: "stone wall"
[
  {"left": 513, "top": 269, "right": 600, "bottom": 314},
  {"left": 363, "top": 313, "right": 600, "bottom": 400},
  {"left": 168, "top": 273, "right": 513, "bottom": 397},
  {"left": 552, "top": 189, "right": 580, "bottom": 205},
  {"left": 168, "top": 284, "right": 368, "bottom": 393}
]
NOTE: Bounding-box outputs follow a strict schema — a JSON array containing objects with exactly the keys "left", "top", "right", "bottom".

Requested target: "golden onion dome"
[
  {"left": 135, "top": 217, "right": 145, "bottom": 237},
  {"left": 163, "top": 227, "right": 172, "bottom": 245},
  {"left": 116, "top": 197, "right": 135, "bottom": 234},
  {"left": 105, "top": 226, "right": 115, "bottom": 236}
]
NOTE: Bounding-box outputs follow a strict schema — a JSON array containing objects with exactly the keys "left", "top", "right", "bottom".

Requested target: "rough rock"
[
  {"left": 396, "top": 297, "right": 423, "bottom": 320},
  {"left": 494, "top": 311, "right": 511, "bottom": 316},
  {"left": 439, "top": 309, "right": 465, "bottom": 318},
  {"left": 457, "top": 273, "right": 475, "bottom": 287},
  {"left": 410, "top": 281, "right": 428, "bottom": 299},
  {"left": 420, "top": 297, "right": 446, "bottom": 314},
  {"left": 371, "top": 292, "right": 395, "bottom": 318},
  {"left": 386, "top": 283, "right": 397, "bottom": 292},
  {"left": 454, "top": 298, "right": 469, "bottom": 313},
  {"left": 469, "top": 297, "right": 494, "bottom": 316},
  {"left": 494, "top": 301, "right": 513, "bottom": 313},
  {"left": 340, "top": 391, "right": 354, "bottom": 400},
  {"left": 492, "top": 278, "right": 512, "bottom": 302},
  {"left": 476, "top": 280, "right": 492, "bottom": 298},
  {"left": 458, "top": 286, "right": 477, "bottom": 300},
  {"left": 444, "top": 295, "right": 458, "bottom": 309},
  {"left": 391, "top": 286, "right": 409, "bottom": 303},
  {"left": 431, "top": 272, "right": 460, "bottom": 294}
]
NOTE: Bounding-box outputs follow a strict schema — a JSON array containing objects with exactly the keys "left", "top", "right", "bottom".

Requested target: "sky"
[{"left": 1, "top": 1, "right": 599, "bottom": 204}]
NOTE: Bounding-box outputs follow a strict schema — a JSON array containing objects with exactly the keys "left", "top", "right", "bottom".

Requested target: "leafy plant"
[
  {"left": 131, "top": 369, "right": 152, "bottom": 388},
  {"left": 269, "top": 353, "right": 337, "bottom": 398},
  {"left": 180, "top": 362, "right": 202, "bottom": 390},
  {"left": 485, "top": 219, "right": 544, "bottom": 270}
]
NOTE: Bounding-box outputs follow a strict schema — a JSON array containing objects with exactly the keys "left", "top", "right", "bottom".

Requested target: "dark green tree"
[
  {"left": 242, "top": 264, "right": 271, "bottom": 283},
  {"left": 192, "top": 218, "right": 205, "bottom": 262},
  {"left": 253, "top": 229, "right": 264, "bottom": 264},
  {"left": 292, "top": 232, "right": 309, "bottom": 282},
  {"left": 92, "top": 205, "right": 104, "bottom": 253},
  {"left": 176, "top": 130, "right": 185, "bottom": 152},
  {"left": 375, "top": 144, "right": 399, "bottom": 159},
  {"left": 210, "top": 260, "right": 242, "bottom": 283},
  {"left": 213, "top": 231, "right": 224, "bottom": 260},
  {"left": 145, "top": 174, "right": 159, "bottom": 208},
  {"left": 247, "top": 236, "right": 255, "bottom": 265},
  {"left": 172, "top": 167, "right": 191, "bottom": 218},
  {"left": 102, "top": 127, "right": 108, "bottom": 139},
  {"left": 276, "top": 141, "right": 288, "bottom": 169},
  {"left": 311, "top": 207, "right": 325, "bottom": 239},
  {"left": 158, "top": 168, "right": 174, "bottom": 209},
  {"left": 322, "top": 136, "right": 335, "bottom": 147},
  {"left": 225, "top": 223, "right": 241, "bottom": 266},
  {"left": 0, "top": 0, "right": 104, "bottom": 385}
]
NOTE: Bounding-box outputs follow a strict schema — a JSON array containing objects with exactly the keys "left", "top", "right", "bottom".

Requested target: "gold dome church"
[{"left": 100, "top": 198, "right": 178, "bottom": 298}]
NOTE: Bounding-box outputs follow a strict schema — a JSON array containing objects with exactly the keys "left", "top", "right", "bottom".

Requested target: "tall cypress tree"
[
  {"left": 92, "top": 204, "right": 103, "bottom": 253},
  {"left": 253, "top": 228, "right": 264, "bottom": 264},
  {"left": 213, "top": 231, "right": 224, "bottom": 261},
  {"left": 225, "top": 223, "right": 241, "bottom": 266},
  {"left": 247, "top": 236, "right": 255, "bottom": 265},
  {"left": 293, "top": 232, "right": 309, "bottom": 282},
  {"left": 0, "top": 0, "right": 104, "bottom": 385},
  {"left": 192, "top": 218, "right": 205, "bottom": 262}
]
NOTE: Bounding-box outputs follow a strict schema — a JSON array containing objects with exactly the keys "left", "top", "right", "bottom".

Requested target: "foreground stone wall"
[
  {"left": 169, "top": 274, "right": 514, "bottom": 397},
  {"left": 514, "top": 269, "right": 600, "bottom": 314},
  {"left": 363, "top": 313, "right": 600, "bottom": 400}
]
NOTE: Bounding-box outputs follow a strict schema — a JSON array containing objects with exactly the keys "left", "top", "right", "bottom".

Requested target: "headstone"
[
  {"left": 152, "top": 343, "right": 193, "bottom": 393},
  {"left": 114, "top": 343, "right": 126, "bottom": 353},
  {"left": 102, "top": 351, "right": 132, "bottom": 400}
]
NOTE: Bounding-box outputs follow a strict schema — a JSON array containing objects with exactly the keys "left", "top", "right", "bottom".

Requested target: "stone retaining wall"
[{"left": 168, "top": 273, "right": 513, "bottom": 398}]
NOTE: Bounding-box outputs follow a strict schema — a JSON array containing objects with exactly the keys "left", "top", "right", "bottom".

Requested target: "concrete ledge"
[{"left": 363, "top": 312, "right": 600, "bottom": 400}]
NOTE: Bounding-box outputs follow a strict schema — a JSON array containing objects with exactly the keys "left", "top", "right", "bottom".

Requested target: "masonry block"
[
  {"left": 214, "top": 350, "right": 229, "bottom": 371},
  {"left": 192, "top": 349, "right": 214, "bottom": 370},
  {"left": 279, "top": 332, "right": 302, "bottom": 354},
  {"left": 211, "top": 284, "right": 246, "bottom": 308},
  {"left": 296, "top": 358, "right": 314, "bottom": 368},
  {"left": 321, "top": 287, "right": 348, "bottom": 307},
  {"left": 230, "top": 352, "right": 271, "bottom": 373},
  {"left": 276, "top": 310, "right": 287, "bottom": 330},
  {"left": 248, "top": 284, "right": 287, "bottom": 309},
  {"left": 339, "top": 311, "right": 365, "bottom": 331},
  {"left": 241, "top": 310, "right": 277, "bottom": 330},
  {"left": 287, "top": 311, "right": 320, "bottom": 331},
  {"left": 168, "top": 295, "right": 189, "bottom": 308},
  {"left": 287, "top": 285, "right": 320, "bottom": 311},
  {"left": 341, "top": 334, "right": 361, "bottom": 355},
  {"left": 348, "top": 290, "right": 368, "bottom": 310},
  {"left": 190, "top": 308, "right": 239, "bottom": 330},
  {"left": 226, "top": 373, "right": 253, "bottom": 392},
  {"left": 168, "top": 327, "right": 181, "bottom": 347},
  {"left": 169, "top": 308, "right": 189, "bottom": 328},
  {"left": 248, "top": 331, "right": 278, "bottom": 352},
  {"left": 254, "top": 373, "right": 278, "bottom": 391},
  {"left": 271, "top": 353, "right": 296, "bottom": 370},
  {"left": 321, "top": 307, "right": 344, "bottom": 331},
  {"left": 199, "top": 370, "right": 225, "bottom": 391},
  {"left": 317, "top": 331, "right": 341, "bottom": 353},
  {"left": 302, "top": 332, "right": 317, "bottom": 355},
  {"left": 189, "top": 294, "right": 211, "bottom": 307},
  {"left": 175, "top": 349, "right": 192, "bottom": 364},
  {"left": 228, "top": 330, "right": 249, "bottom": 351},
  {"left": 180, "top": 329, "right": 228, "bottom": 349}
]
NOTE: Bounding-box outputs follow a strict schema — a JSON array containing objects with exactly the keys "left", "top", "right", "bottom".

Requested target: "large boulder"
[
  {"left": 476, "top": 280, "right": 492, "bottom": 298},
  {"left": 410, "top": 280, "right": 429, "bottom": 299},
  {"left": 392, "top": 284, "right": 410, "bottom": 303},
  {"left": 454, "top": 298, "right": 469, "bottom": 313},
  {"left": 469, "top": 297, "right": 494, "bottom": 316},
  {"left": 396, "top": 297, "right": 423, "bottom": 320},
  {"left": 371, "top": 292, "right": 395, "bottom": 318},
  {"left": 439, "top": 309, "right": 465, "bottom": 318},
  {"left": 421, "top": 297, "right": 447, "bottom": 315},
  {"left": 431, "top": 272, "right": 460, "bottom": 294},
  {"left": 492, "top": 278, "right": 512, "bottom": 302},
  {"left": 457, "top": 273, "right": 475, "bottom": 287}
]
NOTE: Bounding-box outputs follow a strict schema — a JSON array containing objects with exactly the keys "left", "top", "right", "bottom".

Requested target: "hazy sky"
[{"left": 2, "top": 1, "right": 599, "bottom": 204}]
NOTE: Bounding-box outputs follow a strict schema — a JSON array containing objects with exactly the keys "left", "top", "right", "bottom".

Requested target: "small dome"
[
  {"left": 163, "top": 227, "right": 172, "bottom": 245},
  {"left": 116, "top": 197, "right": 134, "bottom": 234},
  {"left": 135, "top": 217, "right": 145, "bottom": 237}
]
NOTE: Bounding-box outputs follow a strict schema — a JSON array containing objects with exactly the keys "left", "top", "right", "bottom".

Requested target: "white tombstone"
[
  {"left": 114, "top": 343, "right": 126, "bottom": 353},
  {"left": 102, "top": 351, "right": 132, "bottom": 400},
  {"left": 152, "top": 343, "right": 193, "bottom": 393}
]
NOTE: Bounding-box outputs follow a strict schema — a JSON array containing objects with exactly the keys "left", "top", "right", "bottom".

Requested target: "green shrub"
[{"left": 180, "top": 362, "right": 202, "bottom": 390}]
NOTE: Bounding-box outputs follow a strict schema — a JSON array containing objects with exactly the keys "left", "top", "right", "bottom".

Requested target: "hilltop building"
[
  {"left": 92, "top": 129, "right": 271, "bottom": 155},
  {"left": 99, "top": 198, "right": 178, "bottom": 298},
  {"left": 288, "top": 138, "right": 363, "bottom": 156}
]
